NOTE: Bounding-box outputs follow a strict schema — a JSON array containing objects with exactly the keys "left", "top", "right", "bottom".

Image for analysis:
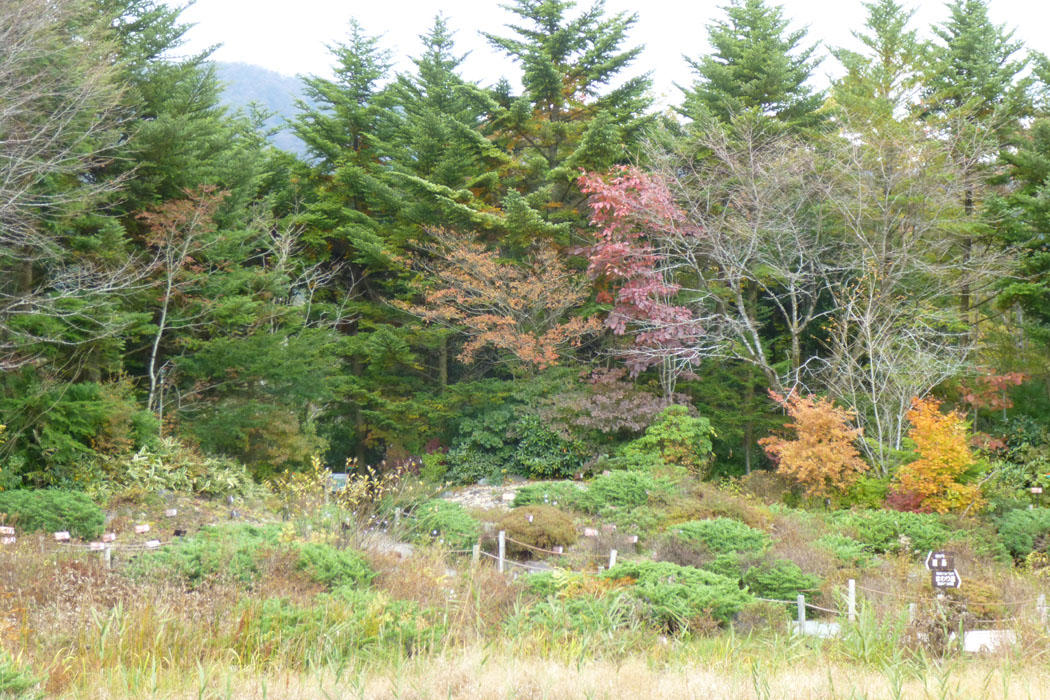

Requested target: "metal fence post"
[{"left": 498, "top": 530, "right": 505, "bottom": 573}]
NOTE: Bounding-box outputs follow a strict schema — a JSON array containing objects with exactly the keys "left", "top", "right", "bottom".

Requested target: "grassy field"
[{"left": 3, "top": 470, "right": 1050, "bottom": 699}]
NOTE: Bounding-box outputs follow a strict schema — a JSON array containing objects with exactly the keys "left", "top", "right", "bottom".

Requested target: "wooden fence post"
[
  {"left": 472, "top": 543, "right": 480, "bottom": 567},
  {"left": 104, "top": 545, "right": 112, "bottom": 570},
  {"left": 797, "top": 594, "right": 806, "bottom": 626},
  {"left": 608, "top": 549, "right": 617, "bottom": 569},
  {"left": 847, "top": 579, "right": 856, "bottom": 623},
  {"left": 908, "top": 603, "right": 916, "bottom": 623},
  {"left": 1038, "top": 594, "right": 1047, "bottom": 628},
  {"left": 498, "top": 530, "right": 505, "bottom": 573}
]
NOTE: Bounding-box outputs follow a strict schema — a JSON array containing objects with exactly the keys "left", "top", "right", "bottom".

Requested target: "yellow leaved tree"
[{"left": 896, "top": 397, "right": 982, "bottom": 514}]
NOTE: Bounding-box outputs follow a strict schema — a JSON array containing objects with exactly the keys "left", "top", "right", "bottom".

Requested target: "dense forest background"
[{"left": 4, "top": 0, "right": 1050, "bottom": 505}]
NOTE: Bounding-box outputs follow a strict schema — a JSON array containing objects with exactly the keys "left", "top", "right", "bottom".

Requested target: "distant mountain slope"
[{"left": 213, "top": 61, "right": 312, "bottom": 156}]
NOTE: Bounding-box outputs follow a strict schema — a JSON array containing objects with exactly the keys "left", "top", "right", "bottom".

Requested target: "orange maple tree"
[
  {"left": 759, "top": 391, "right": 868, "bottom": 498},
  {"left": 401, "top": 228, "right": 600, "bottom": 371},
  {"left": 896, "top": 397, "right": 982, "bottom": 514}
]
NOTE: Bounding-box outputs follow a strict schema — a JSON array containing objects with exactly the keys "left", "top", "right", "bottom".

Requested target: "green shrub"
[
  {"left": 733, "top": 599, "right": 789, "bottom": 634},
  {"left": 671, "top": 518, "right": 770, "bottom": 555},
  {"left": 816, "top": 534, "right": 873, "bottom": 568},
  {"left": 996, "top": 508, "right": 1050, "bottom": 558},
  {"left": 577, "top": 470, "right": 674, "bottom": 514},
  {"left": 510, "top": 413, "right": 586, "bottom": 478},
  {"left": 741, "top": 559, "right": 821, "bottom": 603},
  {"left": 621, "top": 406, "right": 715, "bottom": 477},
  {"left": 601, "top": 561, "right": 752, "bottom": 628},
  {"left": 506, "top": 591, "right": 642, "bottom": 638},
  {"left": 296, "top": 542, "right": 375, "bottom": 588},
  {"left": 832, "top": 510, "right": 950, "bottom": 555},
  {"left": 78, "top": 437, "right": 258, "bottom": 500},
  {"left": 418, "top": 452, "right": 448, "bottom": 484},
  {"left": 512, "top": 481, "right": 585, "bottom": 509},
  {"left": 129, "top": 523, "right": 280, "bottom": 587},
  {"left": 407, "top": 499, "right": 480, "bottom": 549},
  {"left": 0, "top": 650, "right": 42, "bottom": 700},
  {"left": 0, "top": 489, "right": 103, "bottom": 539},
  {"left": 840, "top": 475, "right": 890, "bottom": 509},
  {"left": 498, "top": 505, "right": 577, "bottom": 556},
  {"left": 241, "top": 589, "right": 442, "bottom": 662}
]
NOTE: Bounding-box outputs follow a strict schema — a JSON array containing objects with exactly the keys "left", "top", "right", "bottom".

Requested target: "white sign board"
[
  {"left": 53, "top": 531, "right": 70, "bottom": 541},
  {"left": 0, "top": 526, "right": 14, "bottom": 535},
  {"left": 134, "top": 524, "right": 150, "bottom": 534}
]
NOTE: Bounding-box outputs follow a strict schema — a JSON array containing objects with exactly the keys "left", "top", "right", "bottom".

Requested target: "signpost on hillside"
[{"left": 925, "top": 550, "right": 961, "bottom": 590}]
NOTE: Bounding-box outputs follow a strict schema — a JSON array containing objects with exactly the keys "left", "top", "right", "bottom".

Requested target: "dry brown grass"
[{"left": 49, "top": 644, "right": 1050, "bottom": 699}]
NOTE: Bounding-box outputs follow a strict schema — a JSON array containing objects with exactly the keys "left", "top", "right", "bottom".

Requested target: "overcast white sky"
[{"left": 177, "top": 0, "right": 1049, "bottom": 106}]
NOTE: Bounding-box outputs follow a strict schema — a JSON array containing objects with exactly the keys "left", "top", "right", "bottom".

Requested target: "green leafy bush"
[
  {"left": 741, "top": 559, "right": 821, "bottom": 603},
  {"left": 996, "top": 508, "right": 1050, "bottom": 558},
  {"left": 418, "top": 452, "right": 448, "bottom": 484},
  {"left": 407, "top": 499, "right": 480, "bottom": 549},
  {"left": 296, "top": 542, "right": 375, "bottom": 588},
  {"left": 498, "top": 505, "right": 577, "bottom": 556},
  {"left": 601, "top": 561, "right": 752, "bottom": 627},
  {"left": 0, "top": 489, "right": 103, "bottom": 539},
  {"left": 512, "top": 481, "right": 586, "bottom": 509},
  {"left": 831, "top": 510, "right": 950, "bottom": 555},
  {"left": 77, "top": 437, "right": 258, "bottom": 500},
  {"left": 129, "top": 523, "right": 281, "bottom": 587},
  {"left": 671, "top": 518, "right": 770, "bottom": 555},
  {"left": 577, "top": 470, "right": 674, "bottom": 513},
  {"left": 511, "top": 413, "right": 586, "bottom": 478},
  {"left": 621, "top": 406, "right": 715, "bottom": 477}
]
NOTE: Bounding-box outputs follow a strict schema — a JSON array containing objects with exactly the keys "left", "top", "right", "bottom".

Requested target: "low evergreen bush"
[
  {"left": 671, "top": 517, "right": 770, "bottom": 555},
  {"left": 296, "top": 542, "right": 375, "bottom": 588},
  {"left": 601, "top": 561, "right": 752, "bottom": 627},
  {"left": 832, "top": 510, "right": 950, "bottom": 555},
  {"left": 407, "top": 499, "right": 480, "bottom": 549},
  {"left": 0, "top": 489, "right": 103, "bottom": 539},
  {"left": 996, "top": 507, "right": 1050, "bottom": 559}
]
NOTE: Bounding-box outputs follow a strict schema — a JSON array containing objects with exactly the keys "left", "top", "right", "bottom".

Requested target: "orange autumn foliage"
[
  {"left": 759, "top": 391, "right": 868, "bottom": 498},
  {"left": 401, "top": 229, "right": 600, "bottom": 370},
  {"left": 896, "top": 397, "right": 982, "bottom": 514}
]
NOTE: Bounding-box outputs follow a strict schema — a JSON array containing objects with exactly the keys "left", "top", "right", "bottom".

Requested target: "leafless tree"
[
  {"left": 642, "top": 115, "right": 837, "bottom": 393},
  {"left": 818, "top": 113, "right": 1009, "bottom": 475}
]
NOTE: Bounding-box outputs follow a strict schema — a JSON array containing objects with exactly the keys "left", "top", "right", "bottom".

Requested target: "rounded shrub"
[
  {"left": 831, "top": 510, "right": 950, "bottom": 555},
  {"left": 577, "top": 470, "right": 673, "bottom": 513},
  {"left": 996, "top": 507, "right": 1050, "bottom": 559},
  {"left": 600, "top": 560, "right": 752, "bottom": 628},
  {"left": 498, "top": 505, "right": 577, "bottom": 556},
  {"left": 741, "top": 559, "right": 821, "bottom": 603},
  {"left": 407, "top": 499, "right": 480, "bottom": 549},
  {"left": 296, "top": 542, "right": 375, "bottom": 588},
  {"left": 0, "top": 489, "right": 103, "bottom": 539},
  {"left": 512, "top": 480, "right": 586, "bottom": 509}
]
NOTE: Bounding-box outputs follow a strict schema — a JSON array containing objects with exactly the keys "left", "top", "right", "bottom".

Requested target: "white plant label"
[
  {"left": 1, "top": 537, "right": 14, "bottom": 545},
  {"left": 583, "top": 527, "right": 598, "bottom": 537},
  {"left": 145, "top": 539, "right": 161, "bottom": 548},
  {"left": 89, "top": 542, "right": 105, "bottom": 551},
  {"left": 0, "top": 526, "right": 14, "bottom": 535},
  {"left": 53, "top": 531, "right": 70, "bottom": 541},
  {"left": 164, "top": 509, "right": 177, "bottom": 517},
  {"left": 102, "top": 533, "right": 116, "bottom": 542},
  {"left": 135, "top": 524, "right": 150, "bottom": 534}
]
